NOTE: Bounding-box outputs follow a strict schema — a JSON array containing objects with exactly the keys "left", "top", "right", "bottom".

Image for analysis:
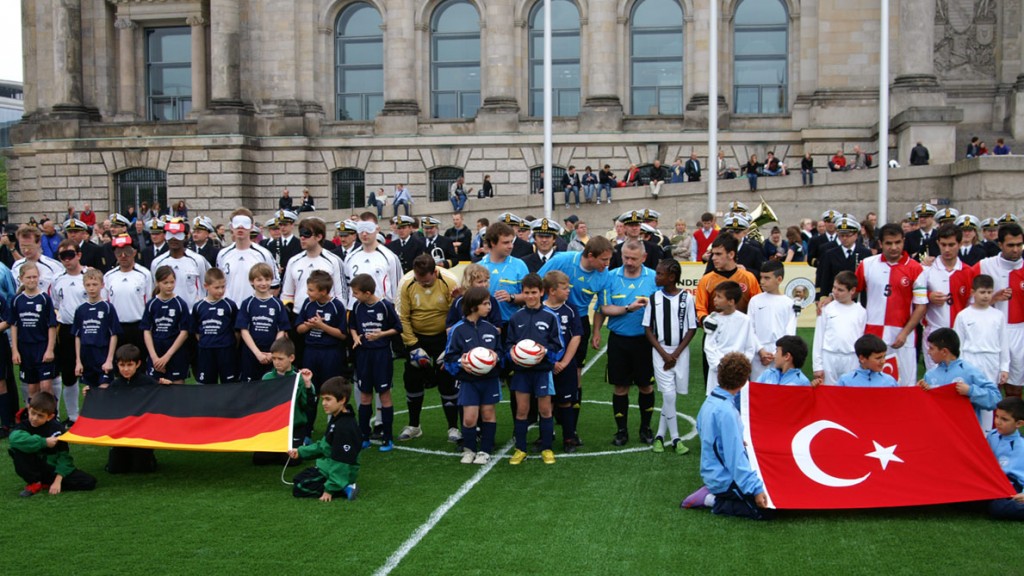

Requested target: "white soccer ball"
[
  {"left": 463, "top": 347, "right": 498, "bottom": 376},
  {"left": 511, "top": 339, "right": 545, "bottom": 367}
]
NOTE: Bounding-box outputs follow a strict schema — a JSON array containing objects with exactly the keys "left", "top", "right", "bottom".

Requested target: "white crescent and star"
[{"left": 790, "top": 420, "right": 904, "bottom": 488}]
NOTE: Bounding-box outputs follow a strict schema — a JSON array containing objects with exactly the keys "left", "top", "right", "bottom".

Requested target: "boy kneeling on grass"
[
  {"left": 8, "top": 391, "right": 96, "bottom": 497},
  {"left": 288, "top": 376, "right": 361, "bottom": 502},
  {"left": 681, "top": 352, "right": 770, "bottom": 520}
]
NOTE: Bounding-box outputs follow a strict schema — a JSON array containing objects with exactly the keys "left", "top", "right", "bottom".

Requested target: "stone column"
[
  {"left": 376, "top": 0, "right": 419, "bottom": 134},
  {"left": 475, "top": 0, "right": 520, "bottom": 133},
  {"left": 210, "top": 0, "right": 241, "bottom": 107},
  {"left": 1014, "top": 9, "right": 1024, "bottom": 138},
  {"left": 579, "top": 0, "right": 622, "bottom": 131},
  {"left": 52, "top": 0, "right": 86, "bottom": 114},
  {"left": 187, "top": 15, "right": 207, "bottom": 114},
  {"left": 114, "top": 16, "right": 137, "bottom": 119},
  {"left": 890, "top": 0, "right": 960, "bottom": 164},
  {"left": 891, "top": 0, "right": 942, "bottom": 112}
]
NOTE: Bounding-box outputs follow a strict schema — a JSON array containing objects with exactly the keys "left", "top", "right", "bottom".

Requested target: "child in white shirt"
[
  {"left": 812, "top": 271, "right": 867, "bottom": 386},
  {"left": 747, "top": 261, "right": 797, "bottom": 381},
  {"left": 704, "top": 281, "right": 758, "bottom": 396},
  {"left": 954, "top": 274, "right": 1009, "bottom": 431}
]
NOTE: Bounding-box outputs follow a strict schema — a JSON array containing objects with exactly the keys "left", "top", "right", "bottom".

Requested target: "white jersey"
[
  {"left": 12, "top": 255, "right": 63, "bottom": 295},
  {"left": 152, "top": 249, "right": 210, "bottom": 309},
  {"left": 51, "top": 268, "right": 89, "bottom": 325},
  {"left": 976, "top": 255, "right": 1023, "bottom": 315},
  {"left": 217, "top": 242, "right": 280, "bottom": 306},
  {"left": 954, "top": 306, "right": 1010, "bottom": 374},
  {"left": 747, "top": 292, "right": 797, "bottom": 355},
  {"left": 704, "top": 310, "right": 758, "bottom": 394},
  {"left": 812, "top": 301, "right": 867, "bottom": 370},
  {"left": 341, "top": 244, "right": 402, "bottom": 306},
  {"left": 104, "top": 264, "right": 153, "bottom": 322},
  {"left": 281, "top": 249, "right": 346, "bottom": 310}
]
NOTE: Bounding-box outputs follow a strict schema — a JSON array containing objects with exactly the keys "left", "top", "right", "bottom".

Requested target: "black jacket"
[
  {"left": 389, "top": 236, "right": 427, "bottom": 273},
  {"left": 423, "top": 234, "right": 458, "bottom": 269},
  {"left": 815, "top": 243, "right": 872, "bottom": 300}
]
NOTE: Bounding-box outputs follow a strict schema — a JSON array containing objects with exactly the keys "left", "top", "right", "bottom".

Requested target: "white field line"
[{"left": 373, "top": 344, "right": 610, "bottom": 576}]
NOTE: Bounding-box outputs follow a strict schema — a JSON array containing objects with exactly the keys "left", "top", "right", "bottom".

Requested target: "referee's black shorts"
[{"left": 606, "top": 332, "right": 653, "bottom": 388}]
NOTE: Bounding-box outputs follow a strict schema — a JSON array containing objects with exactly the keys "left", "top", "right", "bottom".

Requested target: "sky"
[{"left": 0, "top": 2, "right": 22, "bottom": 83}]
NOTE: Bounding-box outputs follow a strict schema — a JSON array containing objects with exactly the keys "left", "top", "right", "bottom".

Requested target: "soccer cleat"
[
  {"left": 681, "top": 485, "right": 711, "bottom": 509},
  {"left": 369, "top": 424, "right": 384, "bottom": 442},
  {"left": 447, "top": 427, "right": 462, "bottom": 443},
  {"left": 611, "top": 431, "right": 629, "bottom": 446},
  {"left": 361, "top": 440, "right": 372, "bottom": 450},
  {"left": 509, "top": 449, "right": 528, "bottom": 465},
  {"left": 541, "top": 449, "right": 556, "bottom": 464},
  {"left": 378, "top": 441, "right": 394, "bottom": 453},
  {"left": 398, "top": 426, "right": 422, "bottom": 441},
  {"left": 674, "top": 439, "right": 690, "bottom": 455},
  {"left": 652, "top": 437, "right": 665, "bottom": 453},
  {"left": 343, "top": 484, "right": 360, "bottom": 501},
  {"left": 639, "top": 427, "right": 655, "bottom": 445},
  {"left": 460, "top": 448, "right": 475, "bottom": 464},
  {"left": 563, "top": 438, "right": 580, "bottom": 454},
  {"left": 473, "top": 451, "right": 490, "bottom": 465},
  {"left": 19, "top": 482, "right": 43, "bottom": 498}
]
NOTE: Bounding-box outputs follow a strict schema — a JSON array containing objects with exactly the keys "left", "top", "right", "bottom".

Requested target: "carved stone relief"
[{"left": 934, "top": 0, "right": 997, "bottom": 79}]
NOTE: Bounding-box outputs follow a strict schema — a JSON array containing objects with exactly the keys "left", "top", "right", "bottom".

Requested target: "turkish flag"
[
  {"left": 883, "top": 354, "right": 899, "bottom": 382},
  {"left": 745, "top": 383, "right": 1015, "bottom": 509}
]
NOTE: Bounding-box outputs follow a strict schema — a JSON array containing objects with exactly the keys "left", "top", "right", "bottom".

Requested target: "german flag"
[{"left": 61, "top": 376, "right": 299, "bottom": 452}]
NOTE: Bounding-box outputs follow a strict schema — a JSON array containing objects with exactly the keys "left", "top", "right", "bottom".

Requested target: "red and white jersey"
[
  {"left": 1007, "top": 267, "right": 1024, "bottom": 325},
  {"left": 975, "top": 255, "right": 1024, "bottom": 316},
  {"left": 856, "top": 253, "right": 925, "bottom": 336},
  {"left": 913, "top": 258, "right": 976, "bottom": 330}
]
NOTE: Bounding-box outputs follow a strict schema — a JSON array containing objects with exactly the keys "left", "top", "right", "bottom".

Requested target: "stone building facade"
[{"left": 6, "top": 0, "right": 1024, "bottom": 223}]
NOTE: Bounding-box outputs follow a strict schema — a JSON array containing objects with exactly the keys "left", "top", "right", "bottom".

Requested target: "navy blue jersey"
[
  {"left": 444, "top": 318, "right": 502, "bottom": 383},
  {"left": 141, "top": 295, "right": 191, "bottom": 347},
  {"left": 504, "top": 306, "right": 565, "bottom": 372},
  {"left": 192, "top": 298, "right": 238, "bottom": 348},
  {"left": 9, "top": 292, "right": 57, "bottom": 346},
  {"left": 298, "top": 297, "right": 347, "bottom": 348},
  {"left": 235, "top": 295, "right": 291, "bottom": 351},
  {"left": 350, "top": 298, "right": 401, "bottom": 350},
  {"left": 446, "top": 294, "right": 502, "bottom": 329},
  {"left": 545, "top": 302, "right": 582, "bottom": 350},
  {"left": 72, "top": 301, "right": 123, "bottom": 347}
]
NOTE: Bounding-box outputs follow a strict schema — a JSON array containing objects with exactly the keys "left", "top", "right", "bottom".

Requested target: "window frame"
[
  {"left": 332, "top": 168, "right": 367, "bottom": 210},
  {"left": 628, "top": 0, "right": 684, "bottom": 116},
  {"left": 144, "top": 26, "right": 192, "bottom": 122},
  {"left": 115, "top": 168, "right": 168, "bottom": 216},
  {"left": 335, "top": 3, "right": 384, "bottom": 121},
  {"left": 732, "top": 0, "right": 789, "bottom": 115},
  {"left": 430, "top": 0, "right": 482, "bottom": 119},
  {"left": 527, "top": 0, "right": 581, "bottom": 118},
  {"left": 430, "top": 167, "right": 465, "bottom": 202}
]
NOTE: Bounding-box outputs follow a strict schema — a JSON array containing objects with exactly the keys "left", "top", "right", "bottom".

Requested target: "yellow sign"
[{"left": 679, "top": 262, "right": 818, "bottom": 328}]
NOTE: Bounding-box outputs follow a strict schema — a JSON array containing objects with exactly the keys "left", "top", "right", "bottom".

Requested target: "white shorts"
[
  {"left": 706, "top": 367, "right": 718, "bottom": 396},
  {"left": 961, "top": 351, "right": 1000, "bottom": 384},
  {"left": 750, "top": 354, "right": 773, "bottom": 382},
  {"left": 1009, "top": 324, "right": 1024, "bottom": 385},
  {"left": 881, "top": 325, "right": 917, "bottom": 386},
  {"left": 923, "top": 326, "right": 939, "bottom": 372},
  {"left": 821, "top": 351, "right": 859, "bottom": 386},
  {"left": 652, "top": 345, "right": 691, "bottom": 395}
]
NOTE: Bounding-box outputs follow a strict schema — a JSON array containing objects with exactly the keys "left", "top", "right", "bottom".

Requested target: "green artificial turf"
[{"left": 3, "top": 328, "right": 1022, "bottom": 575}]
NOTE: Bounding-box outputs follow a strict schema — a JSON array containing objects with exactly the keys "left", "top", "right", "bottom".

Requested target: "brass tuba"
[{"left": 746, "top": 197, "right": 779, "bottom": 245}]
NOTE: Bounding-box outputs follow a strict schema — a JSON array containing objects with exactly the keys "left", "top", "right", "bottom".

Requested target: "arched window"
[
  {"left": 528, "top": 0, "right": 581, "bottom": 117},
  {"left": 431, "top": 0, "right": 481, "bottom": 119},
  {"left": 332, "top": 168, "right": 366, "bottom": 210},
  {"left": 734, "top": 0, "right": 788, "bottom": 114},
  {"left": 335, "top": 3, "right": 384, "bottom": 120},
  {"left": 115, "top": 168, "right": 167, "bottom": 216},
  {"left": 630, "top": 0, "right": 683, "bottom": 115},
  {"left": 529, "top": 165, "right": 566, "bottom": 196},
  {"left": 430, "top": 167, "right": 465, "bottom": 202}
]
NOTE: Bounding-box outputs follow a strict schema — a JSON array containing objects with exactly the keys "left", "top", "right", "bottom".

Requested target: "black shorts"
[
  {"left": 606, "top": 332, "right": 653, "bottom": 388},
  {"left": 552, "top": 365, "right": 579, "bottom": 404},
  {"left": 575, "top": 315, "right": 591, "bottom": 369},
  {"left": 354, "top": 347, "right": 394, "bottom": 394}
]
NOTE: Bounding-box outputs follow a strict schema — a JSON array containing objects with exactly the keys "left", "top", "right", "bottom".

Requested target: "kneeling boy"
[
  {"left": 288, "top": 376, "right": 361, "bottom": 502},
  {"left": 682, "top": 352, "right": 769, "bottom": 519},
  {"left": 988, "top": 397, "right": 1024, "bottom": 520},
  {"left": 8, "top": 391, "right": 96, "bottom": 497}
]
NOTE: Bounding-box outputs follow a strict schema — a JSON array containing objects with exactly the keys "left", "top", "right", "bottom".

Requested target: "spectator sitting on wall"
[
  {"left": 965, "top": 136, "right": 980, "bottom": 158},
  {"left": 910, "top": 141, "right": 930, "bottom": 166},
  {"left": 993, "top": 138, "right": 1011, "bottom": 156},
  {"left": 279, "top": 188, "right": 293, "bottom": 211},
  {"left": 623, "top": 164, "right": 640, "bottom": 187},
  {"left": 828, "top": 150, "right": 847, "bottom": 171},
  {"left": 717, "top": 150, "right": 737, "bottom": 180},
  {"left": 763, "top": 151, "right": 786, "bottom": 176}
]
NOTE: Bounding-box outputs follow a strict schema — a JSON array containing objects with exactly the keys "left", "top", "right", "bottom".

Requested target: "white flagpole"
[
  {"left": 708, "top": 0, "right": 718, "bottom": 214},
  {"left": 878, "top": 0, "right": 889, "bottom": 223},
  {"left": 543, "top": 0, "right": 553, "bottom": 219}
]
